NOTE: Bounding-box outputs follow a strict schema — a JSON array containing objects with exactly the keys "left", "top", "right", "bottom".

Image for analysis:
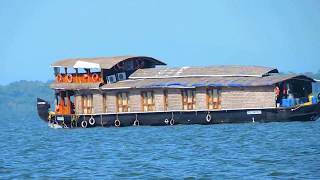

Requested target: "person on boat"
[{"left": 275, "top": 85, "right": 280, "bottom": 107}]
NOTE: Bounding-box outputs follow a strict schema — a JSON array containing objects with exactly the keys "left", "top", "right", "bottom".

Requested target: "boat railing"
[{"left": 55, "top": 73, "right": 102, "bottom": 83}]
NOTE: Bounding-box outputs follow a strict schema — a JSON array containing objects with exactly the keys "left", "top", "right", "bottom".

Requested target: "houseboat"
[{"left": 37, "top": 55, "right": 320, "bottom": 128}]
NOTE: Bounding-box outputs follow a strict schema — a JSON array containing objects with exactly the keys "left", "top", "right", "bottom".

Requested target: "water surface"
[{"left": 1, "top": 118, "right": 320, "bottom": 179}]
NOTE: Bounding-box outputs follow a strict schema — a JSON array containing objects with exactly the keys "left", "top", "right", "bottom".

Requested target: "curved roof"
[
  {"left": 100, "top": 74, "right": 314, "bottom": 89},
  {"left": 51, "top": 56, "right": 166, "bottom": 69},
  {"left": 50, "top": 74, "right": 314, "bottom": 90},
  {"left": 129, "top": 65, "right": 279, "bottom": 79}
]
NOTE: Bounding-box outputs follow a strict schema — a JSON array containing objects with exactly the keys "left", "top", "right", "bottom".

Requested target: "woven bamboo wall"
[
  {"left": 74, "top": 86, "right": 275, "bottom": 114},
  {"left": 221, "top": 86, "right": 275, "bottom": 109},
  {"left": 93, "top": 94, "right": 103, "bottom": 113},
  {"left": 196, "top": 87, "right": 207, "bottom": 110},
  {"left": 154, "top": 89, "right": 165, "bottom": 111},
  {"left": 168, "top": 88, "right": 183, "bottom": 110},
  {"left": 128, "top": 89, "right": 141, "bottom": 112},
  {"left": 74, "top": 95, "right": 82, "bottom": 114},
  {"left": 105, "top": 91, "right": 117, "bottom": 113}
]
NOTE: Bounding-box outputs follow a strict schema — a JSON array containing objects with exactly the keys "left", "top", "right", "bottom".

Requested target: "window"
[
  {"left": 141, "top": 91, "right": 155, "bottom": 111},
  {"left": 164, "top": 89, "right": 168, "bottom": 111},
  {"left": 182, "top": 89, "right": 196, "bottom": 110},
  {"left": 117, "top": 92, "right": 129, "bottom": 112},
  {"left": 102, "top": 94, "right": 107, "bottom": 113},
  {"left": 207, "top": 88, "right": 221, "bottom": 109},
  {"left": 82, "top": 94, "right": 93, "bottom": 114}
]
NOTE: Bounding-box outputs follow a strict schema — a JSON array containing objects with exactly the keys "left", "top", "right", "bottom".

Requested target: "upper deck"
[
  {"left": 50, "top": 55, "right": 314, "bottom": 90},
  {"left": 51, "top": 56, "right": 166, "bottom": 84}
]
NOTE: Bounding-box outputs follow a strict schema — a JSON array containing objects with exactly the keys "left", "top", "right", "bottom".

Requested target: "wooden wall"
[
  {"left": 105, "top": 91, "right": 117, "bottom": 113},
  {"left": 221, "top": 86, "right": 275, "bottom": 109},
  {"left": 92, "top": 94, "right": 103, "bottom": 113},
  {"left": 195, "top": 87, "right": 207, "bottom": 110},
  {"left": 167, "top": 88, "right": 183, "bottom": 110},
  {"left": 128, "top": 89, "right": 141, "bottom": 112},
  {"left": 74, "top": 95, "right": 82, "bottom": 114},
  {"left": 154, "top": 89, "right": 165, "bottom": 111},
  {"left": 74, "top": 86, "right": 275, "bottom": 114}
]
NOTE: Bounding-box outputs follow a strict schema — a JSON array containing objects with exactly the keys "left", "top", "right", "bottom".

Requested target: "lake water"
[{"left": 1, "top": 118, "right": 320, "bottom": 179}]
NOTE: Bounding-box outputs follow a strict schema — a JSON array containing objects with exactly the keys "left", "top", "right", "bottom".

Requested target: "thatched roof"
[
  {"left": 100, "top": 74, "right": 314, "bottom": 89},
  {"left": 51, "top": 56, "right": 166, "bottom": 69},
  {"left": 129, "top": 66, "right": 279, "bottom": 78}
]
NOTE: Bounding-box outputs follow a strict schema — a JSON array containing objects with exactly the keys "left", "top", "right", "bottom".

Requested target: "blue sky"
[{"left": 1, "top": 0, "right": 320, "bottom": 85}]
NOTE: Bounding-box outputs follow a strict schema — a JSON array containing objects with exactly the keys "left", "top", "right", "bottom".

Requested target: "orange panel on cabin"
[{"left": 55, "top": 74, "right": 101, "bottom": 83}]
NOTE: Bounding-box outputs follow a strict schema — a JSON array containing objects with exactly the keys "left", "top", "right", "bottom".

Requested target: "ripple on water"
[{"left": 1, "top": 118, "right": 320, "bottom": 179}]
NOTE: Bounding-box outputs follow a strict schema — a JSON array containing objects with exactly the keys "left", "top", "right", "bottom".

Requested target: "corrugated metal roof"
[
  {"left": 51, "top": 56, "right": 166, "bottom": 69},
  {"left": 100, "top": 74, "right": 314, "bottom": 89},
  {"left": 129, "top": 66, "right": 279, "bottom": 78}
]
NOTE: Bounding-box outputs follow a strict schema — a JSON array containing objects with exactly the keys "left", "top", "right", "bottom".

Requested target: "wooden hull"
[{"left": 37, "top": 98, "right": 320, "bottom": 128}]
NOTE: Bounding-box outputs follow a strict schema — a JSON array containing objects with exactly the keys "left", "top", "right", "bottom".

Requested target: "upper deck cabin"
[
  {"left": 50, "top": 56, "right": 166, "bottom": 114},
  {"left": 50, "top": 56, "right": 315, "bottom": 115},
  {"left": 51, "top": 56, "right": 166, "bottom": 84}
]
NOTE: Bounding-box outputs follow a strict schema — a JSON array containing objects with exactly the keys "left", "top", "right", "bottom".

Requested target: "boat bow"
[{"left": 37, "top": 98, "right": 50, "bottom": 122}]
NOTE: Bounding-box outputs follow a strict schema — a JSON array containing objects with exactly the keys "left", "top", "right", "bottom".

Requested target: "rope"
[
  {"left": 291, "top": 105, "right": 302, "bottom": 111},
  {"left": 170, "top": 112, "right": 175, "bottom": 125},
  {"left": 100, "top": 114, "right": 103, "bottom": 127},
  {"left": 62, "top": 119, "right": 68, "bottom": 128},
  {"left": 71, "top": 115, "right": 79, "bottom": 128},
  {"left": 48, "top": 112, "right": 55, "bottom": 121},
  {"left": 134, "top": 114, "right": 139, "bottom": 126}
]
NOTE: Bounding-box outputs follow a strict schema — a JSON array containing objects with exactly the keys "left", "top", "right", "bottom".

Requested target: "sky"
[{"left": 1, "top": 0, "right": 320, "bottom": 85}]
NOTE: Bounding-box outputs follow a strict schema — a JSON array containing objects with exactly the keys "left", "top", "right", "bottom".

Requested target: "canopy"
[
  {"left": 73, "top": 61, "right": 101, "bottom": 69},
  {"left": 51, "top": 56, "right": 166, "bottom": 69}
]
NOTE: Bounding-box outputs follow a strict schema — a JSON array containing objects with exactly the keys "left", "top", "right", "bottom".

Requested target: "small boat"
[{"left": 37, "top": 55, "right": 320, "bottom": 128}]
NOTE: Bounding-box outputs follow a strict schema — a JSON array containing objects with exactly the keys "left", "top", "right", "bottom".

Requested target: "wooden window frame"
[
  {"left": 181, "top": 89, "right": 196, "bottom": 110},
  {"left": 81, "top": 95, "right": 85, "bottom": 114},
  {"left": 141, "top": 91, "right": 155, "bottom": 112},
  {"left": 163, "top": 89, "right": 168, "bottom": 111},
  {"left": 206, "top": 87, "right": 221, "bottom": 109},
  {"left": 116, "top": 92, "right": 129, "bottom": 112},
  {"left": 102, "top": 93, "right": 107, "bottom": 113},
  {"left": 82, "top": 94, "right": 93, "bottom": 114}
]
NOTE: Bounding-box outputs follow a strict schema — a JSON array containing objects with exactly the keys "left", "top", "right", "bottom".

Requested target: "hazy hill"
[
  {"left": 0, "top": 81, "right": 53, "bottom": 120},
  {"left": 0, "top": 72, "right": 319, "bottom": 120}
]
